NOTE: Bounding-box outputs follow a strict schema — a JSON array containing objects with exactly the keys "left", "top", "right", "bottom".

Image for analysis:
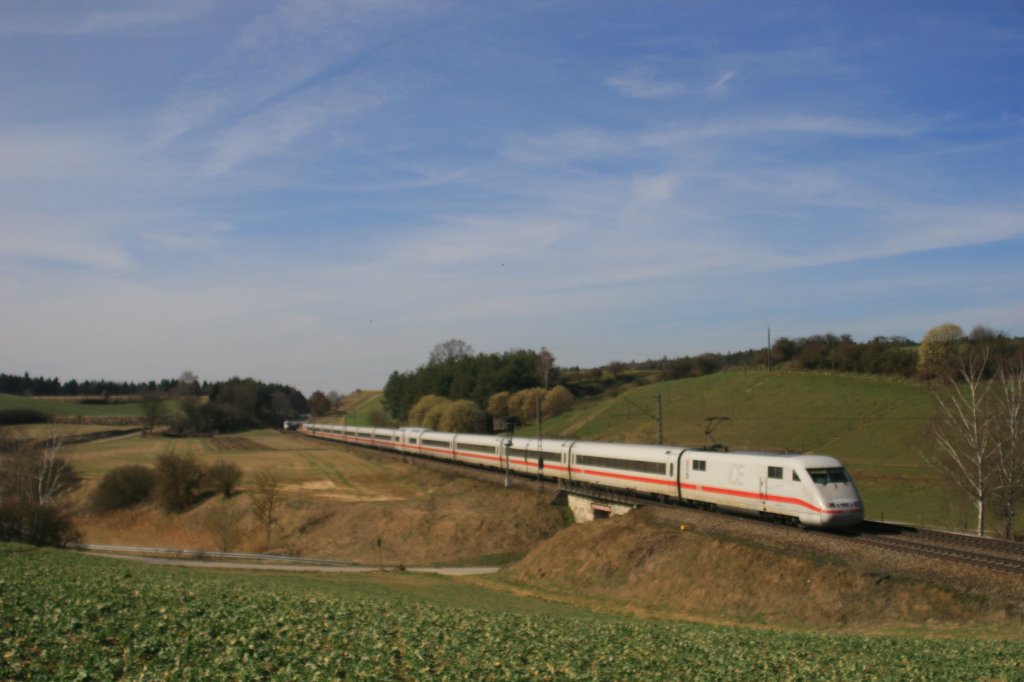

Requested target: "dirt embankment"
[
  {"left": 74, "top": 475, "right": 567, "bottom": 566},
  {"left": 504, "top": 507, "right": 1019, "bottom": 632}
]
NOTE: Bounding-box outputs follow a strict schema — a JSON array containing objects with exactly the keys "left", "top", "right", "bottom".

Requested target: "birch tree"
[
  {"left": 925, "top": 350, "right": 996, "bottom": 536},
  {"left": 993, "top": 361, "right": 1024, "bottom": 538}
]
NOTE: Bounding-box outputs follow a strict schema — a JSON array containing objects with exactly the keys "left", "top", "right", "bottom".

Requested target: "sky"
[{"left": 2, "top": 1, "right": 1022, "bottom": 396}]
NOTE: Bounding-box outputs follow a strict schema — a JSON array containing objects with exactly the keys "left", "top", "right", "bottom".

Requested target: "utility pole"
[
  {"left": 503, "top": 420, "right": 515, "bottom": 488},
  {"left": 656, "top": 394, "right": 663, "bottom": 446},
  {"left": 767, "top": 324, "right": 772, "bottom": 371},
  {"left": 536, "top": 394, "right": 544, "bottom": 486},
  {"left": 623, "top": 394, "right": 663, "bottom": 445}
]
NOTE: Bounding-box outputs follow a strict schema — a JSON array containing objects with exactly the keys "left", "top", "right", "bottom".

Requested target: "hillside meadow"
[{"left": 518, "top": 369, "right": 976, "bottom": 532}]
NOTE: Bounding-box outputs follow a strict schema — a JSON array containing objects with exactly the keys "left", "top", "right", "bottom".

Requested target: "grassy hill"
[{"left": 529, "top": 369, "right": 969, "bottom": 530}]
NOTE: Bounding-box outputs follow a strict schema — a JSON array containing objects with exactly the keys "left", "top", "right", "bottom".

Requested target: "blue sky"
[{"left": 2, "top": 1, "right": 1022, "bottom": 396}]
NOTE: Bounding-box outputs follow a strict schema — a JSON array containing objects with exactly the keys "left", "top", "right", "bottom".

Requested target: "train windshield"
[{"left": 806, "top": 468, "right": 850, "bottom": 485}]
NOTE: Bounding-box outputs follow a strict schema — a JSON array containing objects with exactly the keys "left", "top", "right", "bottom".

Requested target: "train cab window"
[
  {"left": 806, "top": 468, "right": 850, "bottom": 485},
  {"left": 792, "top": 471, "right": 801, "bottom": 482},
  {"left": 692, "top": 460, "right": 706, "bottom": 472},
  {"left": 768, "top": 466, "right": 783, "bottom": 480}
]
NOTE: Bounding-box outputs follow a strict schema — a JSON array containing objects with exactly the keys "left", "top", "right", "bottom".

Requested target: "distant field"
[
  {"left": 3, "top": 545, "right": 1021, "bottom": 680},
  {"left": 67, "top": 430, "right": 423, "bottom": 502},
  {"left": 0, "top": 393, "right": 177, "bottom": 419},
  {"left": 1, "top": 423, "right": 139, "bottom": 440}
]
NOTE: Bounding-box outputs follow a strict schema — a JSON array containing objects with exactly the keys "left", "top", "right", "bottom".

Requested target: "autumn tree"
[
  {"left": 918, "top": 323, "right": 965, "bottom": 380},
  {"left": 438, "top": 400, "right": 485, "bottom": 432},
  {"left": 542, "top": 385, "right": 575, "bottom": 419},
  {"left": 408, "top": 395, "right": 450, "bottom": 428},
  {"left": 487, "top": 391, "right": 511, "bottom": 426},
  {"left": 508, "top": 387, "right": 548, "bottom": 425}
]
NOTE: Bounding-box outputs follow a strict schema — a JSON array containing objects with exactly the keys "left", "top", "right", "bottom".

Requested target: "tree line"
[
  {"left": 0, "top": 373, "right": 192, "bottom": 398},
  {"left": 382, "top": 341, "right": 558, "bottom": 426}
]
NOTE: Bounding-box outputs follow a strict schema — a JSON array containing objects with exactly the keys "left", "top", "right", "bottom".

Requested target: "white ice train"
[{"left": 299, "top": 423, "right": 864, "bottom": 528}]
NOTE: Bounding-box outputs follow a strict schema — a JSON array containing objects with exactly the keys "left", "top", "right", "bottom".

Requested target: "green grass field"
[
  {"left": 533, "top": 369, "right": 987, "bottom": 531},
  {"left": 0, "top": 393, "right": 177, "bottom": 420},
  {"left": 3, "top": 544, "right": 1021, "bottom": 680}
]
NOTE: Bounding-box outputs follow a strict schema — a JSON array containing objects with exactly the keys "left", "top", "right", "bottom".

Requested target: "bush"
[
  {"left": 0, "top": 432, "right": 79, "bottom": 545},
  {"left": 204, "top": 461, "right": 242, "bottom": 498},
  {"left": 90, "top": 465, "right": 156, "bottom": 512},
  {"left": 154, "top": 453, "right": 205, "bottom": 513},
  {"left": 0, "top": 500, "right": 79, "bottom": 545},
  {"left": 0, "top": 409, "right": 49, "bottom": 426}
]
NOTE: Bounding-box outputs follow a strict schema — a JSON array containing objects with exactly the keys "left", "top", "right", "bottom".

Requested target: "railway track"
[
  {"left": 301, "top": 433, "right": 1024, "bottom": 575},
  {"left": 852, "top": 521, "right": 1024, "bottom": 575}
]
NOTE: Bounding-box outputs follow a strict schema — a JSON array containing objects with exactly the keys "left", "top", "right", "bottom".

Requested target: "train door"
[
  {"left": 675, "top": 452, "right": 686, "bottom": 501},
  {"left": 763, "top": 465, "right": 785, "bottom": 511}
]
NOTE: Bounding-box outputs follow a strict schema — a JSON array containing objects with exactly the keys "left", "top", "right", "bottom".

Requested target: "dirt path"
[{"left": 84, "top": 551, "right": 501, "bottom": 575}]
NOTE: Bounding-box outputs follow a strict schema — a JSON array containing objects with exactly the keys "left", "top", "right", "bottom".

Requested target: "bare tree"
[
  {"left": 428, "top": 339, "right": 474, "bottom": 365},
  {"left": 0, "top": 429, "right": 79, "bottom": 545},
  {"left": 203, "top": 504, "right": 246, "bottom": 552},
  {"left": 993, "top": 361, "right": 1024, "bottom": 538},
  {"left": 34, "top": 431, "right": 78, "bottom": 504},
  {"left": 308, "top": 391, "right": 331, "bottom": 418},
  {"left": 925, "top": 350, "right": 997, "bottom": 536},
  {"left": 139, "top": 388, "right": 167, "bottom": 435},
  {"left": 536, "top": 347, "right": 555, "bottom": 389},
  {"left": 154, "top": 453, "right": 205, "bottom": 513},
  {"left": 249, "top": 470, "right": 283, "bottom": 548},
  {"left": 205, "top": 460, "right": 243, "bottom": 498}
]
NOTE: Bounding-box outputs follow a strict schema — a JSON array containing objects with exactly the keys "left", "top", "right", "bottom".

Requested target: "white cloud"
[
  {"left": 607, "top": 68, "right": 686, "bottom": 99},
  {"left": 201, "top": 81, "right": 383, "bottom": 175},
  {"left": 708, "top": 68, "right": 736, "bottom": 95},
  {"left": 632, "top": 173, "right": 675, "bottom": 204}
]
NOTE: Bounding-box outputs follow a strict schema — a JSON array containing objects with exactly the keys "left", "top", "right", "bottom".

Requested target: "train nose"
[{"left": 821, "top": 500, "right": 864, "bottom": 527}]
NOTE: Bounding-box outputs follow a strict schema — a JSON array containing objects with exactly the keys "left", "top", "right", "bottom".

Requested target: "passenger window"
[
  {"left": 693, "top": 460, "right": 706, "bottom": 472},
  {"left": 768, "top": 466, "right": 783, "bottom": 479}
]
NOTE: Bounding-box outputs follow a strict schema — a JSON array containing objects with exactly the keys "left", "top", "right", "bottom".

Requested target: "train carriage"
[
  {"left": 417, "top": 430, "right": 456, "bottom": 461},
  {"left": 568, "top": 441, "right": 683, "bottom": 497},
  {"left": 504, "top": 437, "right": 576, "bottom": 479}
]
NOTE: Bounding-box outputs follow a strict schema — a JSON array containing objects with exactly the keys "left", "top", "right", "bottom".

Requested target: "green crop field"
[{"left": 2, "top": 544, "right": 1021, "bottom": 680}]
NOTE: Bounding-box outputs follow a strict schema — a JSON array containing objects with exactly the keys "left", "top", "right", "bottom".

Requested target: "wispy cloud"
[{"left": 607, "top": 67, "right": 686, "bottom": 99}]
